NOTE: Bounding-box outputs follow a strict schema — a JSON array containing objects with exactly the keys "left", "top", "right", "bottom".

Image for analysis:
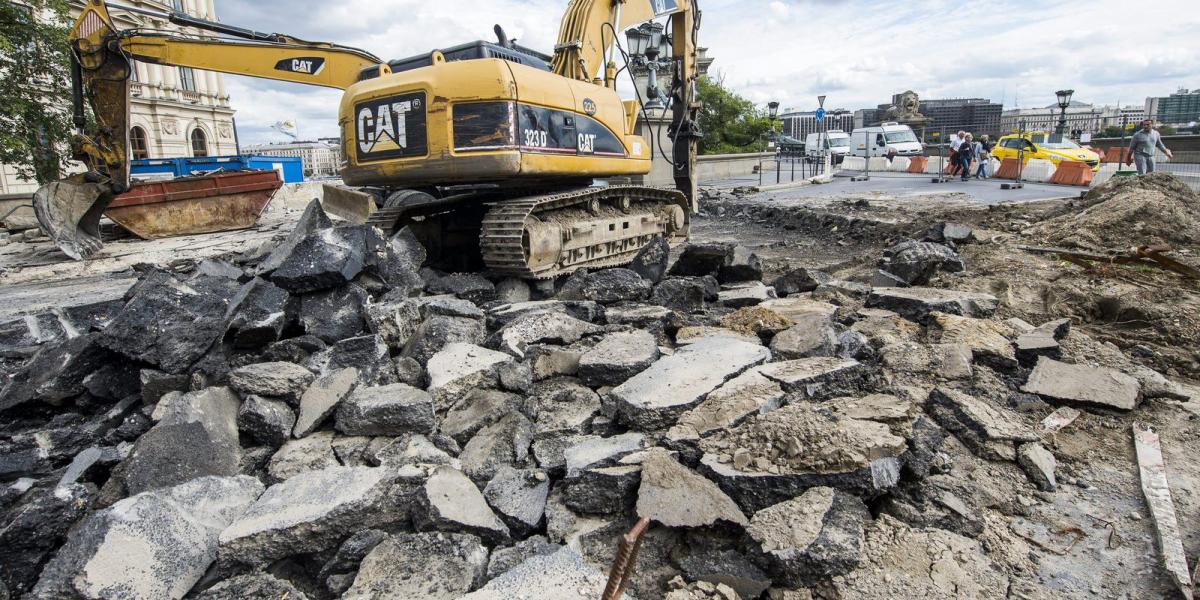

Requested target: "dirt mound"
[{"left": 1030, "top": 172, "right": 1200, "bottom": 252}]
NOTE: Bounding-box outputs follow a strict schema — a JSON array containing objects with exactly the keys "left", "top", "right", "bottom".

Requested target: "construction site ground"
[{"left": 3, "top": 174, "right": 1200, "bottom": 599}]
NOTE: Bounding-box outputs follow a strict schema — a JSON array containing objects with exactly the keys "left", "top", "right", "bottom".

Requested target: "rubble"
[
  {"left": 610, "top": 336, "right": 771, "bottom": 430},
  {"left": 237, "top": 395, "right": 296, "bottom": 447},
  {"left": 459, "top": 547, "right": 614, "bottom": 599},
  {"left": 6, "top": 175, "right": 1199, "bottom": 599},
  {"left": 926, "top": 387, "right": 1037, "bottom": 461},
  {"left": 460, "top": 412, "right": 534, "bottom": 483},
  {"left": 292, "top": 367, "right": 358, "bottom": 438},
  {"left": 229, "top": 361, "right": 315, "bottom": 405},
  {"left": 270, "top": 226, "right": 382, "bottom": 294},
  {"left": 577, "top": 330, "right": 660, "bottom": 387},
  {"left": 218, "top": 466, "right": 408, "bottom": 566},
  {"left": 33, "top": 476, "right": 263, "bottom": 600},
  {"left": 1022, "top": 356, "right": 1142, "bottom": 411},
  {"left": 341, "top": 532, "right": 488, "bottom": 599},
  {"left": 1017, "top": 442, "right": 1057, "bottom": 491},
  {"left": 335, "top": 383, "right": 435, "bottom": 436},
  {"left": 629, "top": 236, "right": 671, "bottom": 283},
  {"left": 768, "top": 313, "right": 839, "bottom": 359},
  {"left": 879, "top": 240, "right": 966, "bottom": 285},
  {"left": 636, "top": 449, "right": 748, "bottom": 528},
  {"left": 483, "top": 466, "right": 550, "bottom": 537},
  {"left": 747, "top": 486, "right": 868, "bottom": 587},
  {"left": 412, "top": 465, "right": 511, "bottom": 544},
  {"left": 865, "top": 287, "right": 998, "bottom": 322}
]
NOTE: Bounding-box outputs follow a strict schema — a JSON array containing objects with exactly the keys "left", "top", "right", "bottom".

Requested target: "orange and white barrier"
[
  {"left": 907, "top": 156, "right": 928, "bottom": 173},
  {"left": 888, "top": 157, "right": 911, "bottom": 172},
  {"left": 994, "top": 158, "right": 1022, "bottom": 180},
  {"left": 1048, "top": 161, "right": 1093, "bottom": 186}
]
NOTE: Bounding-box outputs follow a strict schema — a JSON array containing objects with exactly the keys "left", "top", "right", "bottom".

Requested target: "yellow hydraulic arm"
[
  {"left": 35, "top": 0, "right": 384, "bottom": 259},
  {"left": 552, "top": 0, "right": 703, "bottom": 208}
]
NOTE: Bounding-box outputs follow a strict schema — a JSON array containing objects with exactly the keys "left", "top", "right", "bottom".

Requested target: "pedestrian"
[
  {"left": 949, "top": 131, "right": 966, "bottom": 176},
  {"left": 1125, "top": 119, "right": 1174, "bottom": 175},
  {"left": 974, "top": 135, "right": 992, "bottom": 179},
  {"left": 958, "top": 133, "right": 975, "bottom": 181}
]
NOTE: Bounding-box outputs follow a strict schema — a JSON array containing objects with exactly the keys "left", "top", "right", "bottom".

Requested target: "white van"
[
  {"left": 849, "top": 122, "right": 923, "bottom": 158},
  {"left": 804, "top": 130, "right": 851, "bottom": 161}
]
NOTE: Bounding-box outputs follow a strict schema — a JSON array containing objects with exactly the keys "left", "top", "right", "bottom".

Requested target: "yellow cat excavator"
[{"left": 35, "top": 0, "right": 702, "bottom": 279}]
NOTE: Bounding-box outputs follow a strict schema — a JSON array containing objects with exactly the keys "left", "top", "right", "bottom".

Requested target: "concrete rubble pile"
[{"left": 0, "top": 200, "right": 1191, "bottom": 599}]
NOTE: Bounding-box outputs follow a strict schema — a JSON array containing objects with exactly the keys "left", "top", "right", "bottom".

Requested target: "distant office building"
[
  {"left": 1000, "top": 103, "right": 1146, "bottom": 136},
  {"left": 854, "top": 97, "right": 1001, "bottom": 138},
  {"left": 1146, "top": 88, "right": 1200, "bottom": 126},
  {"left": 243, "top": 141, "right": 340, "bottom": 178},
  {"left": 781, "top": 109, "right": 855, "bottom": 141},
  {"left": 918, "top": 98, "right": 1003, "bottom": 138}
]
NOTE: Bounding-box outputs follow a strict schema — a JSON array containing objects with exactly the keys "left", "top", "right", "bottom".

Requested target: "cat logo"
[
  {"left": 354, "top": 92, "right": 428, "bottom": 161},
  {"left": 274, "top": 57, "right": 327, "bottom": 76},
  {"left": 581, "top": 98, "right": 597, "bottom": 116}
]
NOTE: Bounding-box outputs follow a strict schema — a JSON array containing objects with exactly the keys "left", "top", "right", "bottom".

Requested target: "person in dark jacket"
[{"left": 957, "top": 133, "right": 975, "bottom": 181}]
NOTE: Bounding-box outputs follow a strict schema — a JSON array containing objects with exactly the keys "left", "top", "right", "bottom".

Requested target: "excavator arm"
[
  {"left": 552, "top": 0, "right": 703, "bottom": 209},
  {"left": 35, "top": 0, "right": 383, "bottom": 259}
]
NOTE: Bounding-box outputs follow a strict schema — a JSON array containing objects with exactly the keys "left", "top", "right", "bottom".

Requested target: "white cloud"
[{"left": 210, "top": 0, "right": 1200, "bottom": 144}]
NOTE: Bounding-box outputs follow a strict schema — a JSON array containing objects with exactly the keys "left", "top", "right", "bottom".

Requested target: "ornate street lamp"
[
  {"left": 1055, "top": 89, "right": 1074, "bottom": 137},
  {"left": 626, "top": 23, "right": 671, "bottom": 110}
]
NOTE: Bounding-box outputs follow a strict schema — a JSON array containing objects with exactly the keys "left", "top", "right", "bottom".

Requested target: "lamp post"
[
  {"left": 1055, "top": 89, "right": 1074, "bottom": 137},
  {"left": 625, "top": 23, "right": 672, "bottom": 111},
  {"left": 758, "top": 101, "right": 780, "bottom": 185}
]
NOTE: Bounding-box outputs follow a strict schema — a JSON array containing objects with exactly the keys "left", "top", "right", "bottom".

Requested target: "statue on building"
[{"left": 882, "top": 90, "right": 931, "bottom": 137}]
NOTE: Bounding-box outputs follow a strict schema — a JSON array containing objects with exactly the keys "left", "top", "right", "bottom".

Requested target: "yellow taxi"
[{"left": 990, "top": 131, "right": 1101, "bottom": 171}]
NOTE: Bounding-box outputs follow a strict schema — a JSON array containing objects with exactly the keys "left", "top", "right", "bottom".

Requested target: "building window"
[
  {"left": 191, "top": 128, "right": 208, "bottom": 157},
  {"left": 179, "top": 67, "right": 196, "bottom": 92},
  {"left": 130, "top": 126, "right": 149, "bottom": 159},
  {"left": 172, "top": 0, "right": 185, "bottom": 12}
]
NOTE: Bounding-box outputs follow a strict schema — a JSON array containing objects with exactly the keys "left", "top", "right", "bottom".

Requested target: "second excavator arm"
[
  {"left": 36, "top": 0, "right": 384, "bottom": 259},
  {"left": 552, "top": 0, "right": 703, "bottom": 209}
]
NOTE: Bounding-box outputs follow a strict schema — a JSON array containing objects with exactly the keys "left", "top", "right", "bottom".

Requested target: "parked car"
[
  {"left": 805, "top": 130, "right": 851, "bottom": 163},
  {"left": 991, "top": 132, "right": 1100, "bottom": 171},
  {"left": 849, "top": 123, "right": 922, "bottom": 158}
]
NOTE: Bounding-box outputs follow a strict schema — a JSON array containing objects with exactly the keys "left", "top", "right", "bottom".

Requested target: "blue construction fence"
[{"left": 130, "top": 155, "right": 305, "bottom": 183}]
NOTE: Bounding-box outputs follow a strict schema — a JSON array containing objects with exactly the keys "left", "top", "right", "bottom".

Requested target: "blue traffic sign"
[{"left": 815, "top": 107, "right": 826, "bottom": 121}]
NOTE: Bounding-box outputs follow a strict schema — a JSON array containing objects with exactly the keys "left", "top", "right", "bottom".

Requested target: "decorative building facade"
[
  {"left": 243, "top": 141, "right": 341, "bottom": 179},
  {"left": 1, "top": 0, "right": 236, "bottom": 196}
]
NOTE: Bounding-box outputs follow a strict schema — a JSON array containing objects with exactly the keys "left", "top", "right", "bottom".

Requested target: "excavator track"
[{"left": 479, "top": 185, "right": 689, "bottom": 279}]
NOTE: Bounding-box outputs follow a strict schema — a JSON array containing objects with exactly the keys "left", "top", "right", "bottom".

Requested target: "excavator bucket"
[
  {"left": 34, "top": 0, "right": 129, "bottom": 260},
  {"left": 33, "top": 175, "right": 114, "bottom": 260}
]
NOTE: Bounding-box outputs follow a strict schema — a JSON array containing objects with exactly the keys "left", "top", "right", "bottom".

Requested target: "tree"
[
  {"left": 695, "top": 72, "right": 772, "bottom": 155},
  {"left": 0, "top": 0, "right": 74, "bottom": 185},
  {"left": 1099, "top": 125, "right": 1126, "bottom": 138}
]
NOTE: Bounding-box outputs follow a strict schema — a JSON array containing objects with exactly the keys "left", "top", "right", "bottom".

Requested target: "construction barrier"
[
  {"left": 1092, "top": 163, "right": 1120, "bottom": 187},
  {"left": 907, "top": 156, "right": 928, "bottom": 173},
  {"left": 1022, "top": 159, "right": 1057, "bottom": 183},
  {"left": 994, "top": 158, "right": 1022, "bottom": 180},
  {"left": 841, "top": 156, "right": 866, "bottom": 171},
  {"left": 924, "top": 157, "right": 944, "bottom": 175},
  {"left": 1104, "top": 146, "right": 1130, "bottom": 164},
  {"left": 1048, "top": 161, "right": 1094, "bottom": 186},
  {"left": 867, "top": 157, "right": 889, "bottom": 172},
  {"left": 888, "top": 157, "right": 911, "bottom": 172}
]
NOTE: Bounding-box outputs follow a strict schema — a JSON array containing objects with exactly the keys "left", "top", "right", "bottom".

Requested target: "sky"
[{"left": 213, "top": 0, "right": 1200, "bottom": 145}]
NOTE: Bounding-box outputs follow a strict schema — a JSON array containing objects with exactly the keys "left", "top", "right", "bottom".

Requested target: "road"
[{"left": 705, "top": 171, "right": 1083, "bottom": 205}]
